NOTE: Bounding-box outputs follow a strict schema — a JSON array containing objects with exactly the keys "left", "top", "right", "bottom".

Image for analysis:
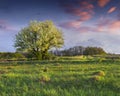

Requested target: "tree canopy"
[
  {"left": 14, "top": 20, "right": 64, "bottom": 60},
  {"left": 83, "top": 47, "right": 106, "bottom": 55}
]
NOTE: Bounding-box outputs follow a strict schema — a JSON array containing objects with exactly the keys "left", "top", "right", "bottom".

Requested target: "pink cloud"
[
  {"left": 80, "top": 1, "right": 94, "bottom": 10},
  {"left": 65, "top": 8, "right": 94, "bottom": 21},
  {"left": 108, "top": 20, "right": 120, "bottom": 32},
  {"left": 77, "top": 19, "right": 120, "bottom": 34},
  {"left": 60, "top": 1, "right": 95, "bottom": 29},
  {"left": 98, "top": 0, "right": 110, "bottom": 7},
  {"left": 60, "top": 0, "right": 120, "bottom": 35},
  {"left": 78, "top": 11, "right": 93, "bottom": 21},
  {"left": 60, "top": 15, "right": 120, "bottom": 34},
  {"left": 63, "top": 1, "right": 94, "bottom": 22},
  {"left": 59, "top": 21, "right": 82, "bottom": 29},
  {"left": 95, "top": 18, "right": 120, "bottom": 34},
  {"left": 108, "top": 7, "right": 116, "bottom": 13},
  {"left": 79, "top": 2, "right": 94, "bottom": 21},
  {"left": 0, "top": 20, "right": 17, "bottom": 32}
]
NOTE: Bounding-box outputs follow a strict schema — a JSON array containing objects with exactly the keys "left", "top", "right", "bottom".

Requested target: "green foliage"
[
  {"left": 40, "top": 74, "right": 51, "bottom": 83},
  {"left": 93, "top": 71, "right": 106, "bottom": 77},
  {"left": 91, "top": 75, "right": 105, "bottom": 81},
  {"left": 14, "top": 20, "right": 64, "bottom": 60},
  {"left": 91, "top": 71, "right": 106, "bottom": 81},
  {"left": 83, "top": 47, "right": 106, "bottom": 56}
]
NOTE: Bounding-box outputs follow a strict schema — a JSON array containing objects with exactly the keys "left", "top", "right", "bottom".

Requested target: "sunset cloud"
[
  {"left": 61, "top": 1, "right": 94, "bottom": 22},
  {"left": 59, "top": 21, "right": 82, "bottom": 29},
  {"left": 95, "top": 18, "right": 111, "bottom": 32},
  {"left": 74, "top": 18, "right": 120, "bottom": 34},
  {"left": 60, "top": 1, "right": 95, "bottom": 29},
  {"left": 0, "top": 20, "right": 17, "bottom": 32},
  {"left": 80, "top": 1, "right": 94, "bottom": 9},
  {"left": 77, "top": 11, "right": 93, "bottom": 21},
  {"left": 108, "top": 7, "right": 116, "bottom": 13},
  {"left": 98, "top": 0, "right": 110, "bottom": 7},
  {"left": 95, "top": 18, "right": 120, "bottom": 34},
  {"left": 108, "top": 20, "right": 120, "bottom": 33},
  {"left": 66, "top": 9, "right": 93, "bottom": 21}
]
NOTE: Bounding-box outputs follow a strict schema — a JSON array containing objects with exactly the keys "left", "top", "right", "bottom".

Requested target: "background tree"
[
  {"left": 83, "top": 47, "right": 106, "bottom": 56},
  {"left": 14, "top": 20, "right": 64, "bottom": 60},
  {"left": 52, "top": 46, "right": 85, "bottom": 56}
]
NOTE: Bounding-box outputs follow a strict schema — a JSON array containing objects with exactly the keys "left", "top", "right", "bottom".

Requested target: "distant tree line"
[
  {"left": 0, "top": 52, "right": 25, "bottom": 60},
  {"left": 0, "top": 46, "right": 106, "bottom": 60},
  {"left": 52, "top": 46, "right": 106, "bottom": 56},
  {"left": 0, "top": 52, "right": 55, "bottom": 61}
]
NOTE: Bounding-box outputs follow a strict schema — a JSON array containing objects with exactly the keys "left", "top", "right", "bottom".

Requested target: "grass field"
[{"left": 0, "top": 60, "right": 120, "bottom": 96}]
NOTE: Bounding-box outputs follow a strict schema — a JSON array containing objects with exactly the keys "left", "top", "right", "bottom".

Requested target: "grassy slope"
[{"left": 0, "top": 60, "right": 120, "bottom": 96}]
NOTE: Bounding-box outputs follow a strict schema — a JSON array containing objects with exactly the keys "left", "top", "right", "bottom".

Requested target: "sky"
[{"left": 0, "top": 0, "right": 120, "bottom": 53}]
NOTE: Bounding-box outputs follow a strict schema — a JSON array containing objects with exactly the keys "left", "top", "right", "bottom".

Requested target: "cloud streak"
[
  {"left": 108, "top": 7, "right": 116, "bottom": 13},
  {"left": 59, "top": 21, "right": 82, "bottom": 29},
  {"left": 98, "top": 0, "right": 110, "bottom": 7},
  {"left": 61, "top": 18, "right": 120, "bottom": 34},
  {"left": 60, "top": 0, "right": 95, "bottom": 29},
  {"left": 95, "top": 19, "right": 120, "bottom": 34},
  {"left": 61, "top": 1, "right": 94, "bottom": 22}
]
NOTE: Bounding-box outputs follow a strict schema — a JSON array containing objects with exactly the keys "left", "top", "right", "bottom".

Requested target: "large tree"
[{"left": 14, "top": 20, "right": 64, "bottom": 60}]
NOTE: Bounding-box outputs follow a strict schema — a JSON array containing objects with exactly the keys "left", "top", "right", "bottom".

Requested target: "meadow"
[{"left": 0, "top": 57, "right": 120, "bottom": 96}]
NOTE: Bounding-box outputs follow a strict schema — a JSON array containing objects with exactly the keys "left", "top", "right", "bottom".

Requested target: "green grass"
[{"left": 0, "top": 60, "right": 120, "bottom": 96}]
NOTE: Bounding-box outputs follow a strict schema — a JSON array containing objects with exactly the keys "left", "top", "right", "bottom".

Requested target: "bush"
[
  {"left": 93, "top": 71, "right": 105, "bottom": 77},
  {"left": 91, "top": 75, "right": 104, "bottom": 81},
  {"left": 90, "top": 70, "right": 105, "bottom": 81},
  {"left": 37, "top": 75, "right": 50, "bottom": 83},
  {"left": 41, "top": 75, "right": 50, "bottom": 82}
]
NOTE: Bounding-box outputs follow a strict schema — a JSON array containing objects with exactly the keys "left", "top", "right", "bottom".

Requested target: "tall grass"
[{"left": 0, "top": 60, "right": 119, "bottom": 96}]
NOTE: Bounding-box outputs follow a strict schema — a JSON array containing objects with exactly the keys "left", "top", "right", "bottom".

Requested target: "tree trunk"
[
  {"left": 31, "top": 50, "right": 41, "bottom": 60},
  {"left": 41, "top": 49, "right": 48, "bottom": 60}
]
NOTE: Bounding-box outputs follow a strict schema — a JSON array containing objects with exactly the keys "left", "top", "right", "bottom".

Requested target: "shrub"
[
  {"left": 37, "top": 75, "right": 50, "bottom": 83},
  {"left": 93, "top": 71, "right": 105, "bottom": 77},
  {"left": 41, "top": 75, "right": 50, "bottom": 82},
  {"left": 90, "top": 70, "right": 105, "bottom": 81},
  {"left": 91, "top": 75, "right": 104, "bottom": 81}
]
